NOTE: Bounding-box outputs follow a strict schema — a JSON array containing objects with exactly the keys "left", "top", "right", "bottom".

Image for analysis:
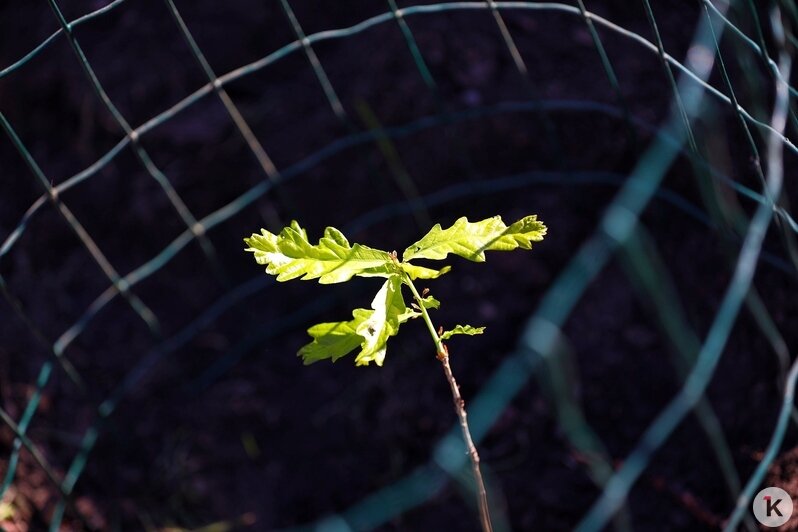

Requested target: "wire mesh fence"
[{"left": 1, "top": 0, "right": 798, "bottom": 530}]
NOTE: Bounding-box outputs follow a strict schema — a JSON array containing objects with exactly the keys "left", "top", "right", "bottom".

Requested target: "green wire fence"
[{"left": 1, "top": 0, "right": 797, "bottom": 530}]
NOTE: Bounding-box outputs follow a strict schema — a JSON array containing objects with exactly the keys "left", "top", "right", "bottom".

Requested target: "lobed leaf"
[
  {"left": 401, "top": 263, "right": 451, "bottom": 280},
  {"left": 403, "top": 215, "right": 546, "bottom": 262},
  {"left": 440, "top": 324, "right": 485, "bottom": 340},
  {"left": 298, "top": 319, "right": 364, "bottom": 365},
  {"left": 399, "top": 294, "right": 440, "bottom": 322},
  {"left": 354, "top": 276, "right": 406, "bottom": 366},
  {"left": 417, "top": 295, "right": 440, "bottom": 310},
  {"left": 298, "top": 276, "right": 409, "bottom": 366},
  {"left": 245, "top": 221, "right": 397, "bottom": 284}
]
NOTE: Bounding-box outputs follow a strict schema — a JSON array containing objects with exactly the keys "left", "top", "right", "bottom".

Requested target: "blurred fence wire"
[{"left": 1, "top": 0, "right": 798, "bottom": 530}]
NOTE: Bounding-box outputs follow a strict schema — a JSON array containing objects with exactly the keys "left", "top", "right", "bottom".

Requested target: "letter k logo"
[
  {"left": 765, "top": 495, "right": 784, "bottom": 517},
  {"left": 754, "top": 488, "right": 792, "bottom": 527}
]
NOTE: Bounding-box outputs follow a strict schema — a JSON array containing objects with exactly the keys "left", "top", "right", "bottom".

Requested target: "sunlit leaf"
[
  {"left": 403, "top": 215, "right": 546, "bottom": 262},
  {"left": 399, "top": 294, "right": 440, "bottom": 322},
  {"left": 298, "top": 276, "right": 408, "bottom": 366},
  {"left": 401, "top": 263, "right": 451, "bottom": 280},
  {"left": 355, "top": 276, "right": 407, "bottom": 366},
  {"left": 298, "top": 319, "right": 365, "bottom": 365},
  {"left": 440, "top": 324, "right": 485, "bottom": 340},
  {"left": 245, "top": 221, "right": 397, "bottom": 284},
  {"left": 418, "top": 295, "right": 440, "bottom": 310}
]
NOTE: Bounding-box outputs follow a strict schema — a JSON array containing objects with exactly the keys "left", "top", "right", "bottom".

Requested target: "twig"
[
  {"left": 404, "top": 275, "right": 493, "bottom": 532},
  {"left": 438, "top": 347, "right": 493, "bottom": 532}
]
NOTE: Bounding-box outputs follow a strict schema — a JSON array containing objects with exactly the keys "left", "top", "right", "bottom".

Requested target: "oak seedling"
[{"left": 245, "top": 214, "right": 546, "bottom": 532}]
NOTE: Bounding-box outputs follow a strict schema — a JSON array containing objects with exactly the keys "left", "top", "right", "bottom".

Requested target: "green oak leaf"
[
  {"left": 418, "top": 295, "right": 440, "bottom": 310},
  {"left": 399, "top": 294, "right": 440, "bottom": 322},
  {"left": 403, "top": 215, "right": 547, "bottom": 262},
  {"left": 440, "top": 324, "right": 485, "bottom": 340},
  {"left": 355, "top": 275, "right": 406, "bottom": 366},
  {"left": 245, "top": 221, "right": 397, "bottom": 284},
  {"left": 298, "top": 318, "right": 365, "bottom": 365},
  {"left": 401, "top": 263, "right": 451, "bottom": 280},
  {"left": 298, "top": 276, "right": 408, "bottom": 366}
]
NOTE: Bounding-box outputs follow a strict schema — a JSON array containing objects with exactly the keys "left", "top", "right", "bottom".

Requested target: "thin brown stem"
[
  {"left": 438, "top": 348, "right": 494, "bottom": 532},
  {"left": 403, "top": 274, "right": 493, "bottom": 532}
]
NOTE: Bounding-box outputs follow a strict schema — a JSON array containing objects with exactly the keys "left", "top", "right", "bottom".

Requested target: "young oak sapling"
[{"left": 245, "top": 214, "right": 546, "bottom": 531}]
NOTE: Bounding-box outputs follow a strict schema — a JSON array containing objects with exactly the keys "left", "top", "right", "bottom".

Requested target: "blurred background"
[{"left": 2, "top": 0, "right": 798, "bottom": 530}]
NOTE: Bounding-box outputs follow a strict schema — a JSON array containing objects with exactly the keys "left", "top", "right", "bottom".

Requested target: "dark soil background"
[{"left": 2, "top": 0, "right": 798, "bottom": 530}]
